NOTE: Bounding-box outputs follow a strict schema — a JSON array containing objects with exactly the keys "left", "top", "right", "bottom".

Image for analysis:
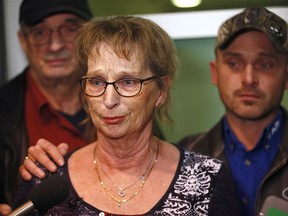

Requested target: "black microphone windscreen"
[{"left": 28, "top": 175, "right": 69, "bottom": 212}]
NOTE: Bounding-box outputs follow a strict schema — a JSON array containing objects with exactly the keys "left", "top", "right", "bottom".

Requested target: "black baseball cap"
[{"left": 19, "top": 0, "right": 93, "bottom": 26}]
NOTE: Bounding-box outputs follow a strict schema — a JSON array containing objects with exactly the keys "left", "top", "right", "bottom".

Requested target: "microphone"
[
  {"left": 259, "top": 195, "right": 288, "bottom": 216},
  {"left": 8, "top": 175, "right": 69, "bottom": 216}
]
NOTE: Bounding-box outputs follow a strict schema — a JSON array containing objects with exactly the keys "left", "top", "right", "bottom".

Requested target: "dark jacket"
[
  {"left": 0, "top": 70, "right": 29, "bottom": 205},
  {"left": 178, "top": 109, "right": 288, "bottom": 215}
]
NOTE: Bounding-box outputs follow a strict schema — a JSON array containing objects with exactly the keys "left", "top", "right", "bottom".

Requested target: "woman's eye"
[
  {"left": 118, "top": 79, "right": 137, "bottom": 87},
  {"left": 123, "top": 79, "right": 136, "bottom": 86},
  {"left": 89, "top": 79, "right": 105, "bottom": 86}
]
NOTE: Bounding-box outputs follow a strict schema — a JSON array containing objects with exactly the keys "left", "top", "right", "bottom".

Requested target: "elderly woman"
[{"left": 10, "top": 16, "right": 242, "bottom": 216}]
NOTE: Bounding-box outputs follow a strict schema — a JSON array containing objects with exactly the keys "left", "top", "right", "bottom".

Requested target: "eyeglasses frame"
[
  {"left": 79, "top": 76, "right": 159, "bottom": 97},
  {"left": 22, "top": 19, "right": 82, "bottom": 46}
]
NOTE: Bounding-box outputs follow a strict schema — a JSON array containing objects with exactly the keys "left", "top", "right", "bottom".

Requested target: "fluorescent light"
[{"left": 171, "top": 0, "right": 202, "bottom": 8}]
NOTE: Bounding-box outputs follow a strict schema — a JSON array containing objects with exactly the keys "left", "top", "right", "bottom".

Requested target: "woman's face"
[{"left": 85, "top": 43, "right": 167, "bottom": 139}]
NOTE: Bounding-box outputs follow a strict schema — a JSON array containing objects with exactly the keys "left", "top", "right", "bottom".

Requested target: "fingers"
[
  {"left": 19, "top": 164, "right": 33, "bottom": 181},
  {"left": 0, "top": 204, "right": 12, "bottom": 215},
  {"left": 57, "top": 143, "right": 69, "bottom": 156},
  {"left": 20, "top": 156, "right": 43, "bottom": 180},
  {"left": 30, "top": 138, "right": 66, "bottom": 166},
  {"left": 21, "top": 151, "right": 47, "bottom": 179},
  {"left": 20, "top": 139, "right": 69, "bottom": 179}
]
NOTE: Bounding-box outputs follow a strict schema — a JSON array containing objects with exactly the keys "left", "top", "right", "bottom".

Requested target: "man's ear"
[
  {"left": 210, "top": 60, "right": 218, "bottom": 86},
  {"left": 18, "top": 30, "right": 29, "bottom": 55},
  {"left": 285, "top": 54, "right": 288, "bottom": 90}
]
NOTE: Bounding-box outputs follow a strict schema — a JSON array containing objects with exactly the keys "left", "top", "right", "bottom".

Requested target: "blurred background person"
[
  {"left": 179, "top": 7, "right": 288, "bottom": 216},
  {"left": 0, "top": 0, "right": 93, "bottom": 205}
]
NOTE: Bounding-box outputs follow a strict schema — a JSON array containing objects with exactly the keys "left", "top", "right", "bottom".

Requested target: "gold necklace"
[
  {"left": 93, "top": 139, "right": 159, "bottom": 207},
  {"left": 96, "top": 158, "right": 147, "bottom": 198}
]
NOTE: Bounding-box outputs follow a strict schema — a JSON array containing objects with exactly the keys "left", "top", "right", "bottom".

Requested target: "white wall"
[
  {"left": 4, "top": 0, "right": 27, "bottom": 80},
  {"left": 3, "top": 0, "right": 288, "bottom": 80},
  {"left": 143, "top": 7, "right": 288, "bottom": 39}
]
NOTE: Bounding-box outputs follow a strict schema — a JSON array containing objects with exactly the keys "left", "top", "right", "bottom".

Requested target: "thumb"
[{"left": 0, "top": 204, "right": 12, "bottom": 215}]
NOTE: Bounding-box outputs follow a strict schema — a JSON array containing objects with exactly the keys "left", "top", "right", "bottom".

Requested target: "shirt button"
[
  {"left": 242, "top": 198, "right": 248, "bottom": 205},
  {"left": 265, "top": 144, "right": 270, "bottom": 150},
  {"left": 245, "top": 159, "right": 251, "bottom": 166}
]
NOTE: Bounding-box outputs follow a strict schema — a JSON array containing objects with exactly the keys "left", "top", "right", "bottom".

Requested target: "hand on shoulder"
[{"left": 19, "top": 139, "right": 69, "bottom": 180}]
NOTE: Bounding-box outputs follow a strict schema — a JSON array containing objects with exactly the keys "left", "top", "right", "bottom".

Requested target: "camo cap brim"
[{"left": 216, "top": 7, "right": 288, "bottom": 53}]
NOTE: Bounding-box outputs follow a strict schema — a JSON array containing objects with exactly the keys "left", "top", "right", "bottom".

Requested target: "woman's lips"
[{"left": 102, "top": 116, "right": 126, "bottom": 125}]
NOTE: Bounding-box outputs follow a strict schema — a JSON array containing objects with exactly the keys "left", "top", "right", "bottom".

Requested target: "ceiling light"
[{"left": 171, "top": 0, "right": 202, "bottom": 8}]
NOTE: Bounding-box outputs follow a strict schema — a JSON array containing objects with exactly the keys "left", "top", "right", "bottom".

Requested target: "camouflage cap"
[{"left": 216, "top": 7, "right": 288, "bottom": 53}]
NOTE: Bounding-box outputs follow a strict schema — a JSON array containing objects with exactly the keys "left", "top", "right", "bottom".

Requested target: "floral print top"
[{"left": 16, "top": 145, "right": 242, "bottom": 216}]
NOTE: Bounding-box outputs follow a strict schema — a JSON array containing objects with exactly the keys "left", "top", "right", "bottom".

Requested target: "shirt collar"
[
  {"left": 26, "top": 72, "right": 56, "bottom": 124},
  {"left": 27, "top": 72, "right": 49, "bottom": 109},
  {"left": 223, "top": 110, "right": 284, "bottom": 152}
]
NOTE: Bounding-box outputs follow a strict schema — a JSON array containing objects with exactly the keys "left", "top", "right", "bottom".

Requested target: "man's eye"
[
  {"left": 62, "top": 25, "right": 79, "bottom": 33},
  {"left": 31, "top": 29, "right": 47, "bottom": 37},
  {"left": 257, "top": 62, "right": 273, "bottom": 70},
  {"left": 227, "top": 60, "right": 238, "bottom": 67},
  {"left": 225, "top": 58, "right": 243, "bottom": 70}
]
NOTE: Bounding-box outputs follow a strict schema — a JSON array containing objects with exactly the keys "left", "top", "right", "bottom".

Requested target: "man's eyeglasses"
[
  {"left": 25, "top": 23, "right": 81, "bottom": 46},
  {"left": 80, "top": 76, "right": 159, "bottom": 97}
]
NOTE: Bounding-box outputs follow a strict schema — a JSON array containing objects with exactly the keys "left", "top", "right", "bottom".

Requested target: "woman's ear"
[{"left": 155, "top": 76, "right": 171, "bottom": 108}]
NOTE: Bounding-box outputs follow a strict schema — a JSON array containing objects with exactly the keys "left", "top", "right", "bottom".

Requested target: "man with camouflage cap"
[{"left": 179, "top": 7, "right": 288, "bottom": 216}]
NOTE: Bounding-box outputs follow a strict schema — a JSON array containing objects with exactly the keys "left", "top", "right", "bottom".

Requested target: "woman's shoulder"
[{"left": 178, "top": 145, "right": 223, "bottom": 174}]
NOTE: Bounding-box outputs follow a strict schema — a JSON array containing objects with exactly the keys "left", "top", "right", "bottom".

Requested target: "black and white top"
[{"left": 17, "top": 146, "right": 242, "bottom": 216}]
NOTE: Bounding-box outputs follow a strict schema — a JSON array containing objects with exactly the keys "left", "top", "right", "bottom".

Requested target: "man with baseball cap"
[
  {"left": 180, "top": 7, "right": 288, "bottom": 216},
  {"left": 0, "top": 0, "right": 93, "bottom": 208}
]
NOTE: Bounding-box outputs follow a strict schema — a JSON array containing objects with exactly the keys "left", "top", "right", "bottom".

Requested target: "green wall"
[
  {"left": 160, "top": 38, "right": 224, "bottom": 143},
  {"left": 162, "top": 38, "right": 288, "bottom": 143}
]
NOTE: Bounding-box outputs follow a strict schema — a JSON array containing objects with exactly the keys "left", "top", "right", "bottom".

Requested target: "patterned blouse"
[{"left": 16, "top": 146, "right": 242, "bottom": 216}]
